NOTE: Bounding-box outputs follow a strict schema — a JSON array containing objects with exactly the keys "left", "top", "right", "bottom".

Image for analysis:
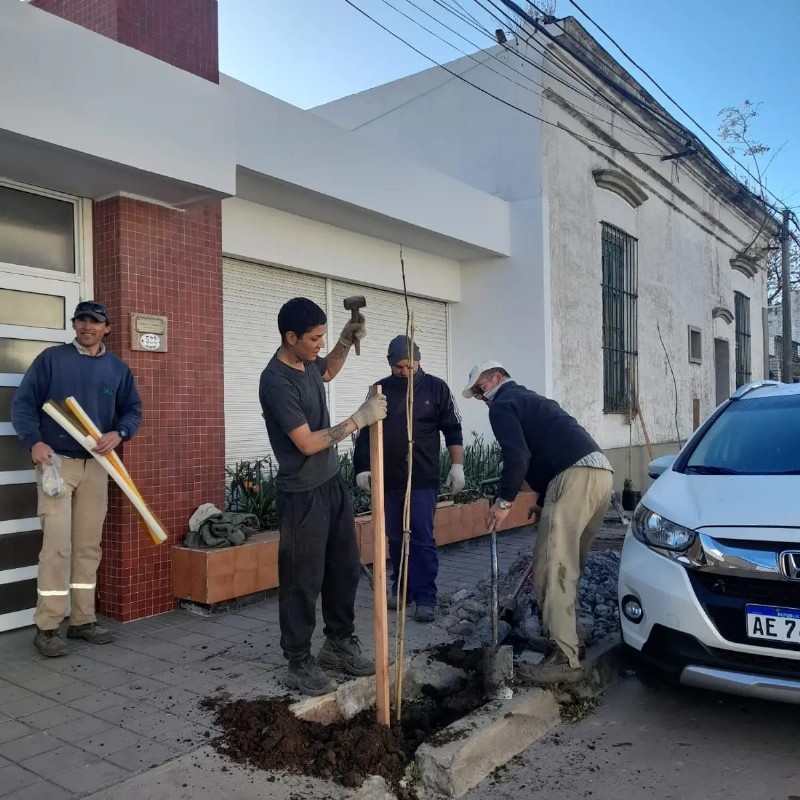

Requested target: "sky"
[{"left": 218, "top": 0, "right": 800, "bottom": 209}]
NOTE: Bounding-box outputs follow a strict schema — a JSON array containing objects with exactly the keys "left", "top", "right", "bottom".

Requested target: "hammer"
[{"left": 343, "top": 295, "right": 366, "bottom": 356}]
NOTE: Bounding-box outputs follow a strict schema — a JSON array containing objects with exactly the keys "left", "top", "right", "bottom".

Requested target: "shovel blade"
[{"left": 482, "top": 644, "right": 514, "bottom": 699}]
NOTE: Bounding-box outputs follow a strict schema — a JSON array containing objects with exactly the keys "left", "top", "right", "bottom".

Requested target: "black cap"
[
  {"left": 387, "top": 335, "right": 421, "bottom": 365},
  {"left": 72, "top": 301, "right": 110, "bottom": 324}
]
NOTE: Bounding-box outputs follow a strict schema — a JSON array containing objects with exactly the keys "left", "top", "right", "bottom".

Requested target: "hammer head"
[{"left": 343, "top": 295, "right": 366, "bottom": 313}]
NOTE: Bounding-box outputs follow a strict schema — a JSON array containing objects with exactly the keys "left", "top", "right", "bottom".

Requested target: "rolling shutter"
[
  {"left": 222, "top": 259, "right": 451, "bottom": 466},
  {"left": 330, "top": 280, "right": 449, "bottom": 431},
  {"left": 222, "top": 258, "right": 326, "bottom": 465}
]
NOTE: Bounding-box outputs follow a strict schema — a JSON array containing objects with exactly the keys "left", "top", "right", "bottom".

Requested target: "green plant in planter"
[
  {"left": 225, "top": 457, "right": 278, "bottom": 531},
  {"left": 225, "top": 433, "right": 505, "bottom": 530}
]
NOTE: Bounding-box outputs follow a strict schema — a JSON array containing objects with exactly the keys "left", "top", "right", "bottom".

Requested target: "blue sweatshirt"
[{"left": 12, "top": 343, "right": 142, "bottom": 458}]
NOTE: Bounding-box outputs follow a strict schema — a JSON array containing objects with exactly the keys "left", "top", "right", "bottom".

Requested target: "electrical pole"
[{"left": 781, "top": 209, "right": 794, "bottom": 383}]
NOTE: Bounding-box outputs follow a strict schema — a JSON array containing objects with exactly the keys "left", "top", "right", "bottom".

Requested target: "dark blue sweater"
[
  {"left": 488, "top": 381, "right": 599, "bottom": 500},
  {"left": 353, "top": 370, "right": 463, "bottom": 490},
  {"left": 12, "top": 343, "right": 142, "bottom": 458}
]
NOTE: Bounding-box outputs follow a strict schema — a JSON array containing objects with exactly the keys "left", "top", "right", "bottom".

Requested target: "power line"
[
  {"left": 341, "top": 0, "right": 662, "bottom": 156},
  {"left": 374, "top": 0, "right": 659, "bottom": 147},
  {"left": 522, "top": 0, "right": 788, "bottom": 212},
  {"left": 468, "top": 0, "right": 679, "bottom": 153},
  {"left": 442, "top": 0, "right": 675, "bottom": 151}
]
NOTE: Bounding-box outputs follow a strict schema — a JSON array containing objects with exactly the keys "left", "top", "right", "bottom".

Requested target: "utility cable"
[
  {"left": 386, "top": 0, "right": 659, "bottom": 147},
  {"left": 341, "top": 0, "right": 662, "bottom": 156},
  {"left": 518, "top": 0, "right": 787, "bottom": 212}
]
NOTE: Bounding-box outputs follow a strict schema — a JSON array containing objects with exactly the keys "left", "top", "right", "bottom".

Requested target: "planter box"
[{"left": 173, "top": 492, "right": 535, "bottom": 605}]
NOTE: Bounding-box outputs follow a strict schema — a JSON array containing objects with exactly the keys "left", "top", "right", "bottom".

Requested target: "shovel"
[{"left": 482, "top": 509, "right": 514, "bottom": 699}]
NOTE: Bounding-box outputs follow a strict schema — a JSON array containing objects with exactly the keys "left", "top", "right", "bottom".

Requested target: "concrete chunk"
[{"left": 415, "top": 687, "right": 561, "bottom": 798}]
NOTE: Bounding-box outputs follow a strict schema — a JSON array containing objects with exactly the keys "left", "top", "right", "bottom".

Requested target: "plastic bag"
[{"left": 42, "top": 454, "right": 64, "bottom": 497}]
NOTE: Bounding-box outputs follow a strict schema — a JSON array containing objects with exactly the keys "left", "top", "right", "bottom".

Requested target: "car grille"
[{"left": 688, "top": 570, "right": 800, "bottom": 652}]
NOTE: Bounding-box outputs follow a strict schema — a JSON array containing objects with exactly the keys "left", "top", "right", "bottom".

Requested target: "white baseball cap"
[{"left": 462, "top": 360, "right": 506, "bottom": 398}]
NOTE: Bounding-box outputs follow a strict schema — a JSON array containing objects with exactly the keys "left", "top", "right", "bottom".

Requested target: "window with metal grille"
[
  {"left": 601, "top": 223, "right": 638, "bottom": 413},
  {"left": 734, "top": 291, "right": 751, "bottom": 387}
]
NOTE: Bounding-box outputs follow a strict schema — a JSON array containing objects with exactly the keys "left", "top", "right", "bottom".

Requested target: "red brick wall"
[
  {"left": 93, "top": 196, "right": 225, "bottom": 621},
  {"left": 30, "top": 0, "right": 219, "bottom": 83}
]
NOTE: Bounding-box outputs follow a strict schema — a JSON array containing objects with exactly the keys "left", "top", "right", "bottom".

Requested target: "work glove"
[
  {"left": 356, "top": 472, "right": 372, "bottom": 493},
  {"left": 444, "top": 464, "right": 465, "bottom": 495},
  {"left": 351, "top": 393, "right": 387, "bottom": 430},
  {"left": 339, "top": 313, "right": 366, "bottom": 348}
]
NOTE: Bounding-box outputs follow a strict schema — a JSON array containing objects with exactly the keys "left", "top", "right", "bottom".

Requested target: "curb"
[{"left": 413, "top": 636, "right": 622, "bottom": 798}]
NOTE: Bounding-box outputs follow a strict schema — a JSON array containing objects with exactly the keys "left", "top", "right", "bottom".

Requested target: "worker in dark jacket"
[
  {"left": 463, "top": 361, "right": 613, "bottom": 684},
  {"left": 354, "top": 336, "right": 464, "bottom": 622}
]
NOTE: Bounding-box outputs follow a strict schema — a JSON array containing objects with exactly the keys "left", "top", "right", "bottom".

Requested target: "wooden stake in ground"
[{"left": 368, "top": 385, "right": 390, "bottom": 727}]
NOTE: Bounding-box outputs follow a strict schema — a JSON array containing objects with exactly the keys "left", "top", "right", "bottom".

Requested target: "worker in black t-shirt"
[{"left": 259, "top": 297, "right": 386, "bottom": 697}]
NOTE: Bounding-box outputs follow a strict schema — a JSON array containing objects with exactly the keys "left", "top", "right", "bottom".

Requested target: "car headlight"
[{"left": 632, "top": 505, "right": 696, "bottom": 551}]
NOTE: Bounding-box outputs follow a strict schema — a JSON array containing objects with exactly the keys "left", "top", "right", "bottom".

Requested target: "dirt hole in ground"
[{"left": 201, "top": 642, "right": 486, "bottom": 799}]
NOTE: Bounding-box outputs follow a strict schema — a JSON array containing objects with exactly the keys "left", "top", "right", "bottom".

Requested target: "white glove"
[
  {"left": 351, "top": 393, "right": 388, "bottom": 429},
  {"left": 339, "top": 314, "right": 366, "bottom": 348},
  {"left": 356, "top": 472, "right": 372, "bottom": 493},
  {"left": 444, "top": 464, "right": 465, "bottom": 495}
]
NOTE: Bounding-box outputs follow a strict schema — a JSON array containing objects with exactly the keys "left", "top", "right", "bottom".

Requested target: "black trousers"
[{"left": 277, "top": 472, "right": 361, "bottom": 659}]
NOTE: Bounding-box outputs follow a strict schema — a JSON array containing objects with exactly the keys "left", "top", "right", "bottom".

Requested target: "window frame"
[
  {"left": 734, "top": 291, "right": 751, "bottom": 388},
  {"left": 601, "top": 222, "right": 639, "bottom": 414},
  {"left": 0, "top": 178, "right": 89, "bottom": 289}
]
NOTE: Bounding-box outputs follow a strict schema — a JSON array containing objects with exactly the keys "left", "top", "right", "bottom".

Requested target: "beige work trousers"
[
  {"left": 532, "top": 466, "right": 613, "bottom": 668},
  {"left": 34, "top": 457, "right": 108, "bottom": 631}
]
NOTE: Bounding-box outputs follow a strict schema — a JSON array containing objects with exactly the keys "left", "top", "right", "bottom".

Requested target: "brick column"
[
  {"left": 30, "top": 0, "right": 219, "bottom": 82},
  {"left": 93, "top": 198, "right": 224, "bottom": 620},
  {"left": 31, "top": 1, "right": 225, "bottom": 620}
]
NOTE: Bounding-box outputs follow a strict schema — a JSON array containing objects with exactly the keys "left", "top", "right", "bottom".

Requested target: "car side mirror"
[{"left": 648, "top": 455, "right": 677, "bottom": 480}]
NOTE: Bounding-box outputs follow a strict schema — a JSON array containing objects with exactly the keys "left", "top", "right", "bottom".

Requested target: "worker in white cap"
[{"left": 463, "top": 361, "right": 613, "bottom": 684}]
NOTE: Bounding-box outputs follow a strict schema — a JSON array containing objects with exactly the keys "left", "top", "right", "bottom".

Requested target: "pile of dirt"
[{"left": 202, "top": 661, "right": 485, "bottom": 798}]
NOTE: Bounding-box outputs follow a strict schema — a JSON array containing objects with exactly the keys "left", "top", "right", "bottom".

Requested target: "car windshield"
[{"left": 686, "top": 394, "right": 800, "bottom": 475}]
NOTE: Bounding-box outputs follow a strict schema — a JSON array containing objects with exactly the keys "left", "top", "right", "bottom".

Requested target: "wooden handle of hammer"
[{"left": 351, "top": 309, "right": 361, "bottom": 356}]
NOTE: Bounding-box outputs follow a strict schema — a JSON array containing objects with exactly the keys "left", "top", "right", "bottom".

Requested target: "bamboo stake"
[
  {"left": 42, "top": 401, "right": 168, "bottom": 545},
  {"left": 368, "top": 386, "right": 390, "bottom": 726},
  {"left": 394, "top": 247, "right": 415, "bottom": 720}
]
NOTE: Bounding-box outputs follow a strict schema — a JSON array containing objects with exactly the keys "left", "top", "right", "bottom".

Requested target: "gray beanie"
[{"left": 387, "top": 335, "right": 421, "bottom": 365}]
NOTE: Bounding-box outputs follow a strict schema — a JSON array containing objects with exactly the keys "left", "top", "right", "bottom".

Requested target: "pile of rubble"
[{"left": 437, "top": 547, "right": 622, "bottom": 651}]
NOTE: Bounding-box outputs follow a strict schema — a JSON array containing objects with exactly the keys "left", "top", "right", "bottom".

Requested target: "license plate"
[{"left": 746, "top": 604, "right": 800, "bottom": 643}]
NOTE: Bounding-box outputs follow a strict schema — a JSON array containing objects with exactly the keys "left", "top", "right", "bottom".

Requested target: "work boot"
[
  {"left": 387, "top": 587, "right": 411, "bottom": 612},
  {"left": 34, "top": 627, "right": 68, "bottom": 658},
  {"left": 517, "top": 649, "right": 583, "bottom": 686},
  {"left": 318, "top": 635, "right": 374, "bottom": 677},
  {"left": 414, "top": 604, "right": 435, "bottom": 623},
  {"left": 285, "top": 654, "right": 335, "bottom": 697},
  {"left": 522, "top": 635, "right": 585, "bottom": 661},
  {"left": 66, "top": 622, "right": 115, "bottom": 645}
]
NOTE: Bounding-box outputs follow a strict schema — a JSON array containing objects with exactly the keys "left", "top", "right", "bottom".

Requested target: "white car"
[{"left": 618, "top": 380, "right": 800, "bottom": 704}]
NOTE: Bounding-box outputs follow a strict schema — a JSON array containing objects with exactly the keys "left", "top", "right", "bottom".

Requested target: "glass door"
[{"left": 0, "top": 272, "right": 80, "bottom": 632}]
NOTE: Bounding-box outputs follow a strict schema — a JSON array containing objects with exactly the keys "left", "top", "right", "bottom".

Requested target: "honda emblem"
[{"left": 780, "top": 551, "right": 800, "bottom": 580}]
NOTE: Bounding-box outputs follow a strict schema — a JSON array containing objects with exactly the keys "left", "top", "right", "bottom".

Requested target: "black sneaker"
[
  {"left": 285, "top": 654, "right": 335, "bottom": 697},
  {"left": 66, "top": 622, "right": 115, "bottom": 645},
  {"left": 34, "top": 627, "right": 68, "bottom": 658},
  {"left": 318, "top": 635, "right": 375, "bottom": 677}
]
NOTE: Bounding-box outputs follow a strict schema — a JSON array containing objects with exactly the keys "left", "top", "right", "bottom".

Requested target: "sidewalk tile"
[
  {"left": 105, "top": 740, "right": 180, "bottom": 772},
  {"left": 3, "top": 779, "right": 75, "bottom": 800},
  {"left": 48, "top": 759, "right": 131, "bottom": 795},
  {"left": 0, "top": 732, "right": 61, "bottom": 762},
  {"left": 0, "top": 764, "right": 40, "bottom": 794},
  {"left": 20, "top": 743, "right": 88, "bottom": 778}
]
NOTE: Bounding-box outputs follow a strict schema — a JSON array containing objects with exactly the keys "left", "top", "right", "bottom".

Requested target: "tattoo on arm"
[{"left": 323, "top": 421, "right": 351, "bottom": 445}]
